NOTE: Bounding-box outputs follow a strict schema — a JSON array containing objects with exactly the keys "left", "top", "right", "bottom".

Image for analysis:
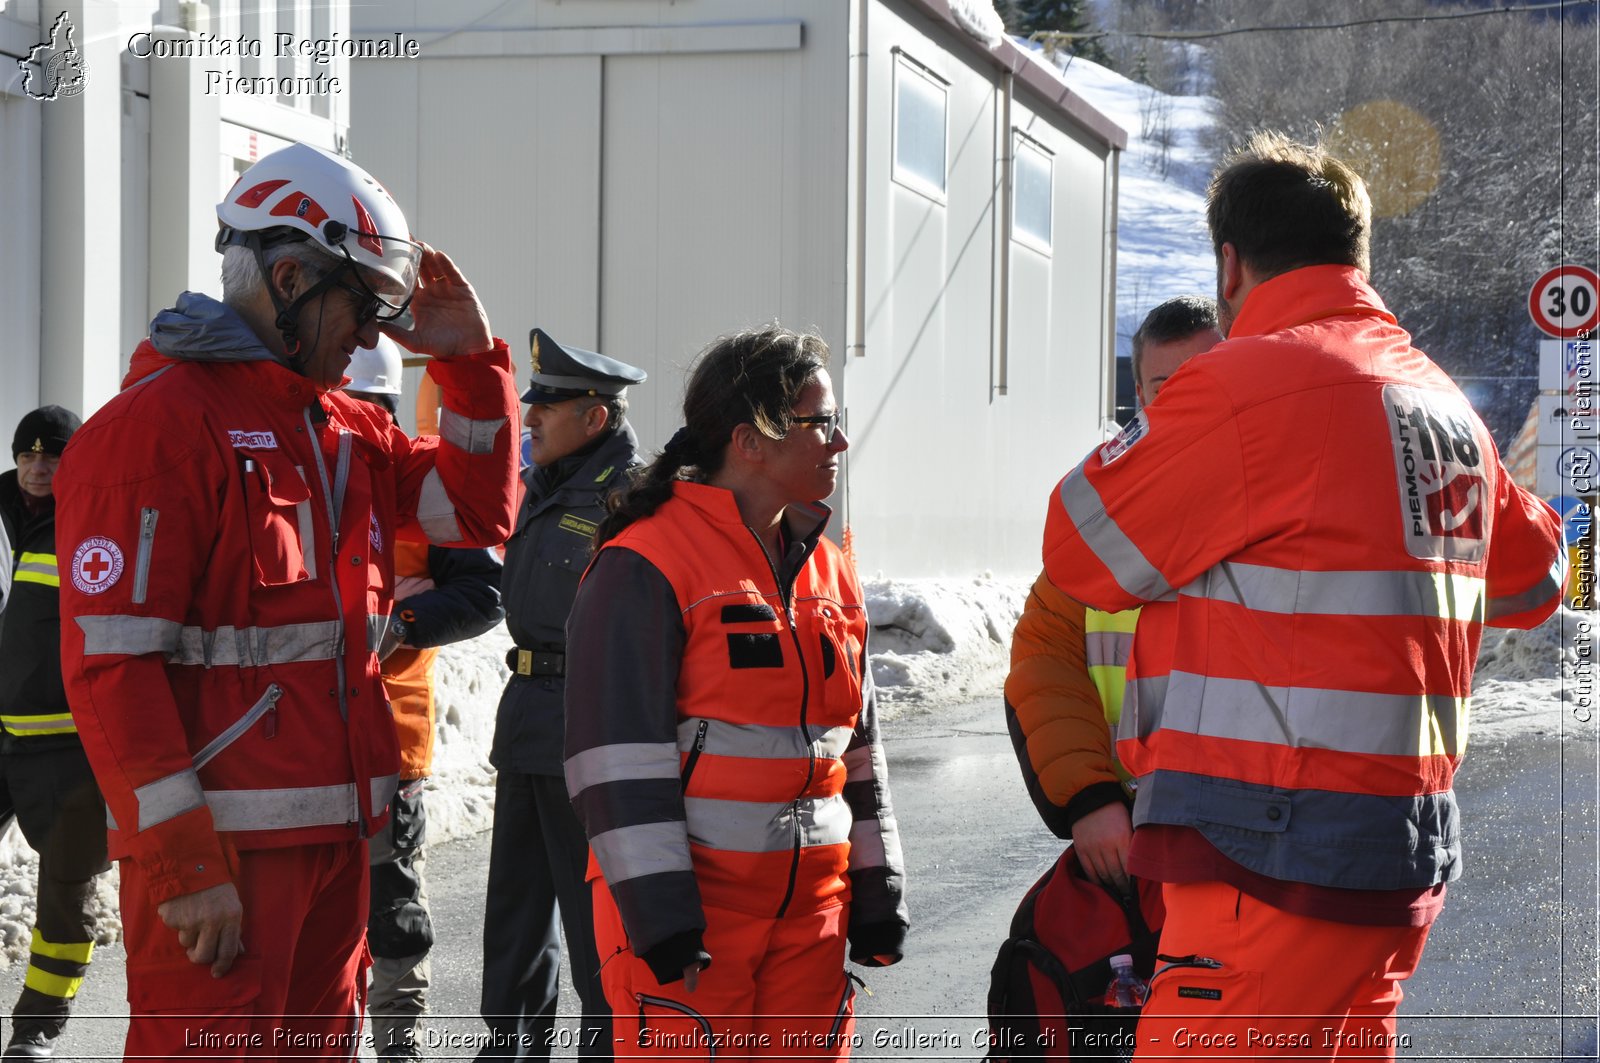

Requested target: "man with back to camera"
[
  {"left": 478, "top": 329, "right": 644, "bottom": 1060},
  {"left": 1006, "top": 297, "right": 1221, "bottom": 895},
  {"left": 54, "top": 142, "right": 519, "bottom": 1058},
  {"left": 1042, "top": 133, "right": 1565, "bottom": 1057},
  {"left": 0, "top": 406, "right": 111, "bottom": 1060},
  {"left": 345, "top": 336, "right": 507, "bottom": 1062}
]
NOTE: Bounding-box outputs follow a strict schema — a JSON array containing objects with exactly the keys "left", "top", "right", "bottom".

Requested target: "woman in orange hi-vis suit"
[{"left": 563, "top": 326, "right": 908, "bottom": 1060}]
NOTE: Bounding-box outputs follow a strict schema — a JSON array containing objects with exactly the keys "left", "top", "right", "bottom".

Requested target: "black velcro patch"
[
  {"left": 721, "top": 603, "right": 777, "bottom": 623},
  {"left": 1176, "top": 986, "right": 1223, "bottom": 1001},
  {"left": 727, "top": 633, "right": 784, "bottom": 669}
]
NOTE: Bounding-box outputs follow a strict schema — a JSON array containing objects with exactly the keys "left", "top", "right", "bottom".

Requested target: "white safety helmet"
[
  {"left": 346, "top": 336, "right": 405, "bottom": 396},
  {"left": 216, "top": 142, "right": 421, "bottom": 312}
]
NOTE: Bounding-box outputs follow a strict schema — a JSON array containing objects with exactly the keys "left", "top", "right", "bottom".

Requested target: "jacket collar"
[
  {"left": 1229, "top": 265, "right": 1397, "bottom": 339},
  {"left": 135, "top": 293, "right": 325, "bottom": 411},
  {"left": 671, "top": 481, "right": 833, "bottom": 546},
  {"left": 524, "top": 420, "right": 640, "bottom": 499}
]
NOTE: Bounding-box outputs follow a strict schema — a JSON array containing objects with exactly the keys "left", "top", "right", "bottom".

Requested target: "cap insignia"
[
  {"left": 30, "top": 439, "right": 43, "bottom": 453},
  {"left": 530, "top": 334, "right": 542, "bottom": 376}
]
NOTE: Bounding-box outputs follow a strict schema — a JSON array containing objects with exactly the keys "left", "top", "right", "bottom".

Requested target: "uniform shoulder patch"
[
  {"left": 1099, "top": 410, "right": 1148, "bottom": 466},
  {"left": 1383, "top": 384, "right": 1491, "bottom": 563},
  {"left": 70, "top": 537, "right": 124, "bottom": 595}
]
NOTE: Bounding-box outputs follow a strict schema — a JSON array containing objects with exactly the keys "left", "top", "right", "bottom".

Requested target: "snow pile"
[
  {"left": 865, "top": 577, "right": 1031, "bottom": 712},
  {"left": 1469, "top": 607, "right": 1595, "bottom": 741}
]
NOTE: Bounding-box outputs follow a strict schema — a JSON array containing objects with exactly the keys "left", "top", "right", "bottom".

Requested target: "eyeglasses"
[
  {"left": 332, "top": 280, "right": 383, "bottom": 327},
  {"left": 790, "top": 411, "right": 841, "bottom": 439}
]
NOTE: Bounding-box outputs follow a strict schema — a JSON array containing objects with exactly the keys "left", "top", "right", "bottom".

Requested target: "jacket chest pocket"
[
  {"left": 240, "top": 450, "right": 315, "bottom": 587},
  {"left": 812, "top": 604, "right": 864, "bottom": 722}
]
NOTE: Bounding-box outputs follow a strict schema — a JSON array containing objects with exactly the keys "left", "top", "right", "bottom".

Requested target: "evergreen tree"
[{"left": 1001, "top": 0, "right": 1111, "bottom": 65}]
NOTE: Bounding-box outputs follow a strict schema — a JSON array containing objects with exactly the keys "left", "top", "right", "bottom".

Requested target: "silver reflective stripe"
[
  {"left": 132, "top": 508, "right": 158, "bottom": 605},
  {"left": 1487, "top": 555, "right": 1568, "bottom": 621},
  {"left": 848, "top": 814, "right": 888, "bottom": 868},
  {"left": 1084, "top": 631, "right": 1131, "bottom": 667},
  {"left": 842, "top": 744, "right": 874, "bottom": 783},
  {"left": 1056, "top": 471, "right": 1172, "bottom": 601},
  {"left": 438, "top": 406, "right": 505, "bottom": 456},
  {"left": 589, "top": 821, "right": 695, "bottom": 885},
  {"left": 193, "top": 685, "right": 282, "bottom": 770},
  {"left": 1183, "top": 562, "right": 1487, "bottom": 621},
  {"left": 416, "top": 469, "right": 464, "bottom": 544},
  {"left": 77, "top": 615, "right": 341, "bottom": 666},
  {"left": 565, "top": 742, "right": 679, "bottom": 798},
  {"left": 367, "top": 614, "right": 387, "bottom": 653},
  {"left": 77, "top": 615, "right": 181, "bottom": 655},
  {"left": 371, "top": 773, "right": 399, "bottom": 813},
  {"left": 676, "top": 719, "right": 854, "bottom": 761},
  {"left": 13, "top": 556, "right": 56, "bottom": 580},
  {"left": 133, "top": 770, "right": 206, "bottom": 831},
  {"left": 683, "top": 793, "right": 852, "bottom": 853},
  {"left": 294, "top": 467, "right": 317, "bottom": 581},
  {"left": 207, "top": 783, "right": 361, "bottom": 832},
  {"left": 1132, "top": 671, "right": 1466, "bottom": 757}
]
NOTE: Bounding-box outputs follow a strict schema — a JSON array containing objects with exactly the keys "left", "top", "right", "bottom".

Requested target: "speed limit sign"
[{"left": 1529, "top": 265, "right": 1599, "bottom": 339}]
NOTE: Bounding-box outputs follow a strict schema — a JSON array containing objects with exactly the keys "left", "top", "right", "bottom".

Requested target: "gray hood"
[{"left": 148, "top": 291, "right": 286, "bottom": 365}]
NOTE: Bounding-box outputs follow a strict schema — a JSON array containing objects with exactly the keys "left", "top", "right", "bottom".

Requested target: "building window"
[
  {"left": 1013, "top": 133, "right": 1053, "bottom": 253},
  {"left": 892, "top": 52, "right": 947, "bottom": 200}
]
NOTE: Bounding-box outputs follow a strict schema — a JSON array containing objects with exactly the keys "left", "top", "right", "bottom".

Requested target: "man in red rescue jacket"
[
  {"left": 54, "top": 143, "right": 517, "bottom": 1059},
  {"left": 1042, "top": 132, "right": 1566, "bottom": 1058}
]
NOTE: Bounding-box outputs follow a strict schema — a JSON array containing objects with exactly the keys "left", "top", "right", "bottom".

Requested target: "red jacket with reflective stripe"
[
  {"left": 1043, "top": 266, "right": 1565, "bottom": 891},
  {"left": 57, "top": 310, "right": 517, "bottom": 906}
]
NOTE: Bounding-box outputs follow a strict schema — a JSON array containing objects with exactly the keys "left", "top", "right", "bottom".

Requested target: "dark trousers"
[
  {"left": 0, "top": 743, "right": 110, "bottom": 1043},
  {"left": 479, "top": 770, "right": 611, "bottom": 1060}
]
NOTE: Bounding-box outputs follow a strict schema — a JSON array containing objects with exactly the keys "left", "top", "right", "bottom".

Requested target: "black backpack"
[{"left": 984, "top": 847, "right": 1164, "bottom": 1061}]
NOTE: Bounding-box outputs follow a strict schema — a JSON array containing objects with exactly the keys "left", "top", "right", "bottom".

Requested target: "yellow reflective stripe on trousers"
[
  {"left": 14, "top": 552, "right": 58, "bottom": 587},
  {"left": 0, "top": 713, "right": 77, "bottom": 736},
  {"left": 24, "top": 966, "right": 84, "bottom": 1000},
  {"left": 30, "top": 929, "right": 93, "bottom": 964}
]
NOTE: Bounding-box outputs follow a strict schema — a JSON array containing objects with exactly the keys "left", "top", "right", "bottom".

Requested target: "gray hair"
[{"left": 219, "top": 241, "right": 342, "bottom": 309}]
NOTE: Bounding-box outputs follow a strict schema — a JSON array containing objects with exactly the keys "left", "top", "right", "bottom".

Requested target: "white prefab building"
[
  {"left": 349, "top": 0, "right": 1124, "bottom": 578},
  {"left": 0, "top": 0, "right": 1122, "bottom": 580}
]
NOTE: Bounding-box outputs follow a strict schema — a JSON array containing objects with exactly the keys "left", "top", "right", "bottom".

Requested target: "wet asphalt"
[{"left": 8, "top": 697, "right": 1597, "bottom": 1060}]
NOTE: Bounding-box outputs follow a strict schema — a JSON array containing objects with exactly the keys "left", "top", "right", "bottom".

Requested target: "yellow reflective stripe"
[
  {"left": 30, "top": 930, "right": 93, "bottom": 964},
  {"left": 1087, "top": 664, "right": 1127, "bottom": 726},
  {"left": 1084, "top": 607, "right": 1139, "bottom": 634},
  {"left": 14, "top": 552, "right": 58, "bottom": 587},
  {"left": 0, "top": 713, "right": 77, "bottom": 736},
  {"left": 23, "top": 967, "right": 85, "bottom": 1000}
]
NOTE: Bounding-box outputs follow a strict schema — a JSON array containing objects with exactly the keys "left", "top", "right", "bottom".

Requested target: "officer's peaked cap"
[{"left": 523, "top": 327, "right": 647, "bottom": 405}]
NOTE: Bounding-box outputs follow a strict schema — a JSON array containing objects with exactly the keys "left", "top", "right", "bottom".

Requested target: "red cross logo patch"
[{"left": 71, "top": 537, "right": 124, "bottom": 595}]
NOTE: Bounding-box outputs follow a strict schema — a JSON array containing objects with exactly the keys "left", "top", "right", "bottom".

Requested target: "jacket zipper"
[
  {"left": 825, "top": 972, "right": 864, "bottom": 1045},
  {"left": 192, "top": 684, "right": 284, "bottom": 770},
  {"left": 635, "top": 994, "right": 717, "bottom": 1058},
  {"left": 132, "top": 507, "right": 159, "bottom": 604},
  {"left": 680, "top": 719, "right": 709, "bottom": 788},
  {"left": 741, "top": 522, "right": 815, "bottom": 920},
  {"left": 1152, "top": 953, "right": 1223, "bottom": 981}
]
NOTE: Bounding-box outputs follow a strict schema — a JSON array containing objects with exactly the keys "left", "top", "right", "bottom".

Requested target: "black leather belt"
[{"left": 508, "top": 647, "right": 565, "bottom": 677}]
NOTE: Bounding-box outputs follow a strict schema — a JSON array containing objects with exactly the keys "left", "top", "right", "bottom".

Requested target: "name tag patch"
[
  {"left": 558, "top": 514, "right": 598, "bottom": 538},
  {"left": 228, "top": 430, "right": 279, "bottom": 449}
]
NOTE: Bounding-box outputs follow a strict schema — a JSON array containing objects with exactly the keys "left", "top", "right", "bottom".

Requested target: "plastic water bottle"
[{"left": 1104, "top": 953, "right": 1148, "bottom": 1008}]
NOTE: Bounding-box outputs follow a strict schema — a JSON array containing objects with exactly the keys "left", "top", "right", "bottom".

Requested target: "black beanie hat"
[{"left": 12, "top": 406, "right": 82, "bottom": 460}]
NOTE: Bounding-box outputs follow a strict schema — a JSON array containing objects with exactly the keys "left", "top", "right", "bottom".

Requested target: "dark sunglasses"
[{"left": 791, "top": 412, "right": 841, "bottom": 439}]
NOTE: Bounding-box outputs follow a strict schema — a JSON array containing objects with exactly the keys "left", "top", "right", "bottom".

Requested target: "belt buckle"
[{"left": 516, "top": 648, "right": 534, "bottom": 676}]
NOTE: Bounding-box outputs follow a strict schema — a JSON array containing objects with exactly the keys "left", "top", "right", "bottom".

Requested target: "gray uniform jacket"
[{"left": 490, "top": 421, "right": 640, "bottom": 776}]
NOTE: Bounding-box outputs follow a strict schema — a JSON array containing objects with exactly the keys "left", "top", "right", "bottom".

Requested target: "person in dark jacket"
[
  {"left": 478, "top": 329, "right": 645, "bottom": 1060},
  {"left": 346, "top": 338, "right": 507, "bottom": 1062},
  {"left": 0, "top": 405, "right": 110, "bottom": 1060}
]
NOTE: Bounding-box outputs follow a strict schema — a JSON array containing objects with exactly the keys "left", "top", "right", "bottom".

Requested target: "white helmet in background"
[
  {"left": 216, "top": 142, "right": 421, "bottom": 310},
  {"left": 346, "top": 336, "right": 405, "bottom": 396}
]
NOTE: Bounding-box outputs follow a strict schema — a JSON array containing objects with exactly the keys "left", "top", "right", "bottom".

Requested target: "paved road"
[{"left": 11, "top": 698, "right": 1597, "bottom": 1060}]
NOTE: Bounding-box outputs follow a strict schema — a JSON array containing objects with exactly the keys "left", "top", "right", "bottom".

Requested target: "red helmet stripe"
[
  {"left": 234, "top": 179, "right": 290, "bottom": 209},
  {"left": 351, "top": 196, "right": 383, "bottom": 257},
  {"left": 269, "top": 192, "right": 329, "bottom": 229}
]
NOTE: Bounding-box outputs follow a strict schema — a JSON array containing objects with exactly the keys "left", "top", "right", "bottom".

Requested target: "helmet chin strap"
[{"left": 237, "top": 232, "right": 348, "bottom": 379}]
